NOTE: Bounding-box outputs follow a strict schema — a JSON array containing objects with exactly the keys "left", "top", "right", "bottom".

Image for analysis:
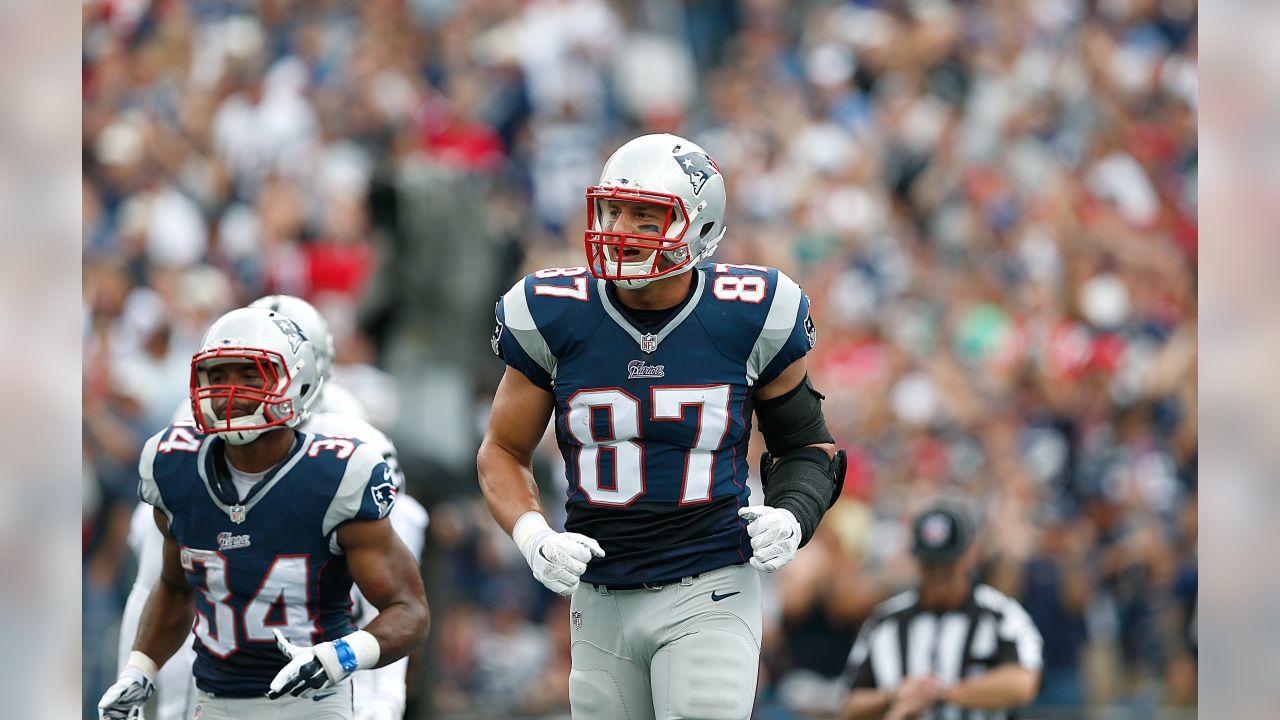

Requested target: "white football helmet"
[
  {"left": 585, "top": 133, "right": 727, "bottom": 289},
  {"left": 249, "top": 294, "right": 335, "bottom": 381},
  {"left": 189, "top": 307, "right": 320, "bottom": 445}
]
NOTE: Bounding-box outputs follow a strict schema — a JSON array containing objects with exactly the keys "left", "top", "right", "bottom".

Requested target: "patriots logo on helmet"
[
  {"left": 674, "top": 151, "right": 720, "bottom": 196},
  {"left": 272, "top": 317, "right": 307, "bottom": 354},
  {"left": 370, "top": 478, "right": 397, "bottom": 518}
]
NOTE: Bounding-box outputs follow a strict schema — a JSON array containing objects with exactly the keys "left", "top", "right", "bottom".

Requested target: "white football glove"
[
  {"left": 268, "top": 629, "right": 345, "bottom": 699},
  {"left": 513, "top": 512, "right": 605, "bottom": 596},
  {"left": 98, "top": 656, "right": 156, "bottom": 720},
  {"left": 268, "top": 628, "right": 380, "bottom": 699},
  {"left": 738, "top": 505, "right": 801, "bottom": 572}
]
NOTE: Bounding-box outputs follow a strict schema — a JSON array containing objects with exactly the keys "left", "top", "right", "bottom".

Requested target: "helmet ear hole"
[
  {"left": 700, "top": 222, "right": 716, "bottom": 239},
  {"left": 300, "top": 383, "right": 311, "bottom": 397}
]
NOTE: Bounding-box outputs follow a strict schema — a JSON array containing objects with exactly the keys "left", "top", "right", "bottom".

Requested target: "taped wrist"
[
  {"left": 125, "top": 650, "right": 159, "bottom": 683},
  {"left": 762, "top": 446, "right": 834, "bottom": 547},
  {"left": 512, "top": 511, "right": 554, "bottom": 568},
  {"left": 322, "top": 630, "right": 381, "bottom": 680},
  {"left": 755, "top": 376, "right": 833, "bottom": 455}
]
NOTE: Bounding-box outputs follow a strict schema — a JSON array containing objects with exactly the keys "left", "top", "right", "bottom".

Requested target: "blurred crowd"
[{"left": 82, "top": 0, "right": 1196, "bottom": 718}]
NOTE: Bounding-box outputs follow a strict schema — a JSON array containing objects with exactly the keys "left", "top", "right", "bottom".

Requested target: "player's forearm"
[
  {"left": 476, "top": 440, "right": 544, "bottom": 535},
  {"left": 362, "top": 597, "right": 430, "bottom": 668},
  {"left": 839, "top": 689, "right": 892, "bottom": 720},
  {"left": 132, "top": 579, "right": 195, "bottom": 665},
  {"left": 941, "top": 665, "right": 1039, "bottom": 708}
]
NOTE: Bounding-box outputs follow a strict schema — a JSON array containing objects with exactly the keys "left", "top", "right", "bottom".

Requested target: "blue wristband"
[{"left": 332, "top": 638, "right": 360, "bottom": 674}]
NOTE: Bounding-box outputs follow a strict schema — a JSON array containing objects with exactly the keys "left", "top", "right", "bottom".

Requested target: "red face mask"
[
  {"left": 189, "top": 347, "right": 298, "bottom": 435},
  {"left": 584, "top": 186, "right": 693, "bottom": 282}
]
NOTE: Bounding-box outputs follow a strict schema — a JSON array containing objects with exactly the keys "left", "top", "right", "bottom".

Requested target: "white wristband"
[
  {"left": 512, "top": 511, "right": 554, "bottom": 565},
  {"left": 336, "top": 629, "right": 381, "bottom": 671},
  {"left": 126, "top": 650, "right": 159, "bottom": 682},
  {"left": 318, "top": 629, "right": 382, "bottom": 682}
]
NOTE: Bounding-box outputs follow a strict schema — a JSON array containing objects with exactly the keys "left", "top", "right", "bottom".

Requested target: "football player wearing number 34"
[
  {"left": 478, "top": 133, "right": 847, "bottom": 720},
  {"left": 97, "top": 307, "right": 429, "bottom": 720}
]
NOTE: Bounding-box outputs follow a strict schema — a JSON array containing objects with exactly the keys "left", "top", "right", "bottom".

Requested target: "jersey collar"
[
  {"left": 199, "top": 432, "right": 312, "bottom": 524},
  {"left": 598, "top": 268, "right": 706, "bottom": 354}
]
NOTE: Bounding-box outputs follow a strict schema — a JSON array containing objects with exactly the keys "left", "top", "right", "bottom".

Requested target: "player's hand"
[
  {"left": 97, "top": 665, "right": 155, "bottom": 720},
  {"left": 527, "top": 531, "right": 606, "bottom": 596},
  {"left": 267, "top": 629, "right": 347, "bottom": 699},
  {"left": 738, "top": 505, "right": 801, "bottom": 572}
]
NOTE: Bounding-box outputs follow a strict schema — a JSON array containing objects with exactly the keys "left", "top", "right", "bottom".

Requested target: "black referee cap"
[{"left": 911, "top": 498, "right": 975, "bottom": 564}]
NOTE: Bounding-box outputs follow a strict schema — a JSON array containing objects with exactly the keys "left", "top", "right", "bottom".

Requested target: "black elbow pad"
[
  {"left": 755, "top": 375, "right": 833, "bottom": 455},
  {"left": 759, "top": 447, "right": 848, "bottom": 546}
]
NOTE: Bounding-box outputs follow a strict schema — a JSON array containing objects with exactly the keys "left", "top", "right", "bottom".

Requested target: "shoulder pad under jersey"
[
  {"left": 311, "top": 438, "right": 397, "bottom": 536},
  {"left": 306, "top": 412, "right": 403, "bottom": 489},
  {"left": 492, "top": 268, "right": 603, "bottom": 390},
  {"left": 138, "top": 420, "right": 211, "bottom": 525},
  {"left": 698, "top": 264, "right": 815, "bottom": 387}
]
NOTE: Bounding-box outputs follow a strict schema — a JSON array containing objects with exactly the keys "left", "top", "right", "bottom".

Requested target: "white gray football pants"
[
  {"left": 190, "top": 680, "right": 352, "bottom": 719},
  {"left": 569, "top": 563, "right": 762, "bottom": 720}
]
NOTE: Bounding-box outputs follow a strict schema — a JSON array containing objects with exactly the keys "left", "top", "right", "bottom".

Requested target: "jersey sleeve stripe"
[
  {"left": 976, "top": 584, "right": 1045, "bottom": 670},
  {"left": 137, "top": 429, "right": 173, "bottom": 524},
  {"left": 996, "top": 598, "right": 1044, "bottom": 670},
  {"left": 322, "top": 444, "right": 386, "bottom": 536},
  {"left": 503, "top": 278, "right": 558, "bottom": 380},
  {"left": 746, "top": 272, "right": 803, "bottom": 384}
]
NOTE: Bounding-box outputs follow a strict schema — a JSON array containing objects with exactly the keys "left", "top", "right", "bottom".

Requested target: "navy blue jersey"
[
  {"left": 137, "top": 421, "right": 396, "bottom": 697},
  {"left": 493, "top": 263, "right": 815, "bottom": 585}
]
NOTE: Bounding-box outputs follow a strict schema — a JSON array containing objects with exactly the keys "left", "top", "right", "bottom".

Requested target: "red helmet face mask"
[
  {"left": 584, "top": 186, "right": 693, "bottom": 282},
  {"left": 189, "top": 346, "right": 299, "bottom": 436}
]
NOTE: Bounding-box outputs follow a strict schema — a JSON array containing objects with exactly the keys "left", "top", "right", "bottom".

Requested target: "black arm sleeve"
[{"left": 754, "top": 375, "right": 833, "bottom": 455}]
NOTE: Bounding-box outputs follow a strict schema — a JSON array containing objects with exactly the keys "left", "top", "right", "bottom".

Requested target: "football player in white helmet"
[
  {"left": 102, "top": 306, "right": 429, "bottom": 720},
  {"left": 584, "top": 133, "right": 728, "bottom": 290},
  {"left": 480, "top": 134, "right": 843, "bottom": 720},
  {"left": 115, "top": 301, "right": 429, "bottom": 720}
]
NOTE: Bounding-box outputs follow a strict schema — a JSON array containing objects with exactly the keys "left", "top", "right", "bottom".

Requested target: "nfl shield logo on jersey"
[
  {"left": 640, "top": 333, "right": 658, "bottom": 354},
  {"left": 229, "top": 504, "right": 247, "bottom": 524},
  {"left": 571, "top": 610, "right": 583, "bottom": 630}
]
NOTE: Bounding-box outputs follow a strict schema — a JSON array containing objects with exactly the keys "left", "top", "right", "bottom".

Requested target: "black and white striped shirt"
[{"left": 845, "top": 584, "right": 1043, "bottom": 720}]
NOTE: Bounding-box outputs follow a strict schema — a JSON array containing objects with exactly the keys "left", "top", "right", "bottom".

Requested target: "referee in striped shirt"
[{"left": 839, "top": 499, "right": 1043, "bottom": 720}]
